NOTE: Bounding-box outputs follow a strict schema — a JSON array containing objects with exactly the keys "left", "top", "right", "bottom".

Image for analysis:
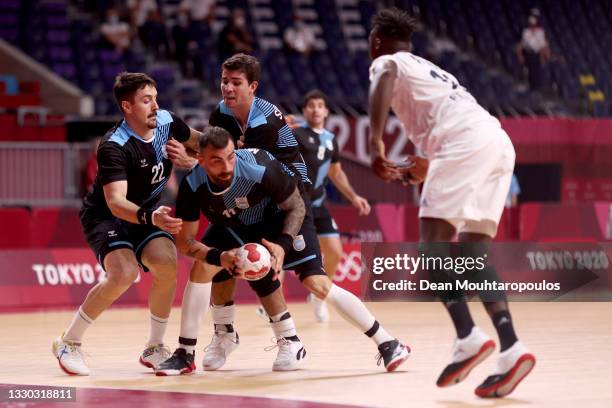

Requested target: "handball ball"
[{"left": 235, "top": 243, "right": 271, "bottom": 281}]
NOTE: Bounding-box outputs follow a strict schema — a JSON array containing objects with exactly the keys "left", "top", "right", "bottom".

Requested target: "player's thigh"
[
  {"left": 130, "top": 225, "right": 175, "bottom": 272},
  {"left": 318, "top": 236, "right": 343, "bottom": 261},
  {"left": 140, "top": 236, "right": 177, "bottom": 282}
]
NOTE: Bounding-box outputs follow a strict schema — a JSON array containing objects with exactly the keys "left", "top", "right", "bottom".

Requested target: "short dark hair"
[
  {"left": 371, "top": 7, "right": 417, "bottom": 42},
  {"left": 113, "top": 72, "right": 156, "bottom": 112},
  {"left": 199, "top": 126, "right": 233, "bottom": 151},
  {"left": 221, "top": 53, "right": 261, "bottom": 83},
  {"left": 302, "top": 89, "right": 328, "bottom": 109}
]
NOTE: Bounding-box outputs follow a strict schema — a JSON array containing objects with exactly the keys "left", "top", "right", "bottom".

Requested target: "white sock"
[
  {"left": 310, "top": 293, "right": 325, "bottom": 305},
  {"left": 325, "top": 284, "right": 394, "bottom": 345},
  {"left": 178, "top": 281, "right": 211, "bottom": 354},
  {"left": 148, "top": 314, "right": 168, "bottom": 345},
  {"left": 269, "top": 310, "right": 298, "bottom": 339},
  {"left": 211, "top": 303, "right": 236, "bottom": 334},
  {"left": 64, "top": 307, "right": 93, "bottom": 343}
]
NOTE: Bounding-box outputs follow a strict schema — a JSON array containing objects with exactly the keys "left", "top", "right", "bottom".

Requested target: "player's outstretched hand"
[
  {"left": 152, "top": 206, "right": 183, "bottom": 234},
  {"left": 352, "top": 195, "right": 371, "bottom": 215},
  {"left": 166, "top": 139, "right": 197, "bottom": 168},
  {"left": 261, "top": 238, "right": 285, "bottom": 276},
  {"left": 220, "top": 249, "right": 240, "bottom": 272}
]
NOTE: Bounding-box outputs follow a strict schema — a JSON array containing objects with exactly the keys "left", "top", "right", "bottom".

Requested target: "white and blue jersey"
[
  {"left": 81, "top": 109, "right": 190, "bottom": 221},
  {"left": 293, "top": 124, "right": 340, "bottom": 207},
  {"left": 175, "top": 149, "right": 296, "bottom": 229},
  {"left": 209, "top": 97, "right": 310, "bottom": 186}
]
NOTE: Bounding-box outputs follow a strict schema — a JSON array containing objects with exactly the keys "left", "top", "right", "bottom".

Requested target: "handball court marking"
[{"left": 1, "top": 302, "right": 611, "bottom": 407}]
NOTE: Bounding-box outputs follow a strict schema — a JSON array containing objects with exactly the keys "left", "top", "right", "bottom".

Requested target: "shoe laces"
[
  {"left": 151, "top": 344, "right": 172, "bottom": 360},
  {"left": 204, "top": 331, "right": 237, "bottom": 352},
  {"left": 375, "top": 352, "right": 383, "bottom": 367},
  {"left": 61, "top": 340, "right": 89, "bottom": 361},
  {"left": 265, "top": 337, "right": 292, "bottom": 360},
  {"left": 375, "top": 341, "right": 396, "bottom": 366}
]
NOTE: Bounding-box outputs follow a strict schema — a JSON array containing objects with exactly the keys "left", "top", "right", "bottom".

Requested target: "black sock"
[
  {"left": 284, "top": 335, "right": 300, "bottom": 342},
  {"left": 492, "top": 310, "right": 518, "bottom": 351},
  {"left": 445, "top": 300, "right": 475, "bottom": 339},
  {"left": 214, "top": 323, "right": 234, "bottom": 333}
]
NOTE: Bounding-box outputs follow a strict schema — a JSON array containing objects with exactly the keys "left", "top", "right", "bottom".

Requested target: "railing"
[{"left": 0, "top": 142, "right": 95, "bottom": 207}]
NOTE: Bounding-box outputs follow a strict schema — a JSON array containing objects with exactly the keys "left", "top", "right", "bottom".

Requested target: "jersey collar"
[{"left": 121, "top": 120, "right": 156, "bottom": 143}]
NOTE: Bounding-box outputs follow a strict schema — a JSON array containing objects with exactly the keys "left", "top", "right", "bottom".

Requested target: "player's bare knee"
[
  {"left": 105, "top": 265, "right": 139, "bottom": 290},
  {"left": 144, "top": 250, "right": 177, "bottom": 273},
  {"left": 303, "top": 275, "right": 331, "bottom": 299}
]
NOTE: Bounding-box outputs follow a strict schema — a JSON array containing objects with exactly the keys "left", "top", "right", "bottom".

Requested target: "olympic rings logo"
[{"left": 334, "top": 251, "right": 362, "bottom": 282}]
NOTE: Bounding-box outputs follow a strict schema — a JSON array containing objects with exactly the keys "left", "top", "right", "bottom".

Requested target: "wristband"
[
  {"left": 274, "top": 233, "right": 294, "bottom": 254},
  {"left": 137, "top": 207, "right": 153, "bottom": 225},
  {"left": 205, "top": 248, "right": 222, "bottom": 266}
]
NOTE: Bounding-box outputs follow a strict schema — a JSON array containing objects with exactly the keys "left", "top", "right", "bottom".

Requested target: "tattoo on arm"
[
  {"left": 184, "top": 238, "right": 207, "bottom": 262},
  {"left": 278, "top": 187, "right": 305, "bottom": 237}
]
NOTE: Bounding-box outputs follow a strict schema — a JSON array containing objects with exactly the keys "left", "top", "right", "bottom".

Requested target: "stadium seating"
[{"left": 1, "top": 0, "right": 610, "bottom": 118}]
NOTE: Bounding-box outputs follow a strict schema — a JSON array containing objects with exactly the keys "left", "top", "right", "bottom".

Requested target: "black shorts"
[
  {"left": 202, "top": 212, "right": 324, "bottom": 282},
  {"left": 81, "top": 217, "right": 174, "bottom": 271},
  {"left": 312, "top": 204, "right": 340, "bottom": 237}
]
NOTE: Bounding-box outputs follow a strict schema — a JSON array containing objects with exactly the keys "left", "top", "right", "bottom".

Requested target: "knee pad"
[
  {"left": 212, "top": 269, "right": 233, "bottom": 283},
  {"left": 248, "top": 269, "right": 281, "bottom": 298}
]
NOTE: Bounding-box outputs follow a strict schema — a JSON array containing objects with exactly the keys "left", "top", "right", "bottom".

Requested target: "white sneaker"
[
  {"left": 436, "top": 327, "right": 495, "bottom": 387},
  {"left": 308, "top": 293, "right": 329, "bottom": 323},
  {"left": 202, "top": 330, "right": 239, "bottom": 371},
  {"left": 266, "top": 337, "right": 307, "bottom": 371},
  {"left": 255, "top": 305, "right": 269, "bottom": 322},
  {"left": 52, "top": 335, "right": 90, "bottom": 376},
  {"left": 475, "top": 341, "right": 536, "bottom": 398},
  {"left": 139, "top": 343, "right": 172, "bottom": 370}
]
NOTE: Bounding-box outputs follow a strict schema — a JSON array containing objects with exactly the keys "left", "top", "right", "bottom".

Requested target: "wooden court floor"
[{"left": 1, "top": 302, "right": 611, "bottom": 407}]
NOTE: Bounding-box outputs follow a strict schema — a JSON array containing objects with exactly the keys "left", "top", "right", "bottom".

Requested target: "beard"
[
  {"left": 146, "top": 115, "right": 157, "bottom": 129},
  {"left": 210, "top": 173, "right": 233, "bottom": 189}
]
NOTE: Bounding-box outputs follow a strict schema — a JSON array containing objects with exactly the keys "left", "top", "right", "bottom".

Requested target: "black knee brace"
[
  {"left": 248, "top": 269, "right": 281, "bottom": 298},
  {"left": 212, "top": 269, "right": 233, "bottom": 283}
]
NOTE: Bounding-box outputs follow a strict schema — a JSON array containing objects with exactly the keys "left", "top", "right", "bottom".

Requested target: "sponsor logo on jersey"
[
  {"left": 140, "top": 158, "right": 148, "bottom": 167},
  {"left": 107, "top": 230, "right": 118, "bottom": 238},
  {"left": 235, "top": 197, "right": 249, "bottom": 209},
  {"left": 308, "top": 136, "right": 315, "bottom": 144}
]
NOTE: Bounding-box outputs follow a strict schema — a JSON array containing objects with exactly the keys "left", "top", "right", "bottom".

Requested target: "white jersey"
[{"left": 369, "top": 51, "right": 500, "bottom": 156}]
